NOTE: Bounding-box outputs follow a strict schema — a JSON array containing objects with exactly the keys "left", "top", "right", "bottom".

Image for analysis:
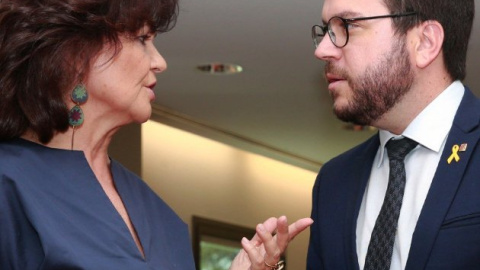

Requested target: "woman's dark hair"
[
  {"left": 384, "top": 0, "right": 474, "bottom": 82},
  {"left": 0, "top": 0, "right": 179, "bottom": 143}
]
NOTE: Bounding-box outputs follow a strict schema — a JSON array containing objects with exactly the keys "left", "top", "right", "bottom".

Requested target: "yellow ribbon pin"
[{"left": 447, "top": 145, "right": 460, "bottom": 164}]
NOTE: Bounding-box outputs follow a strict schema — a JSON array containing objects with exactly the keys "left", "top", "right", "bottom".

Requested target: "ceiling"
[{"left": 151, "top": 0, "right": 480, "bottom": 172}]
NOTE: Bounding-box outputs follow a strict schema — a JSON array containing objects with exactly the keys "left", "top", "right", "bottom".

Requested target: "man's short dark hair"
[{"left": 384, "top": 0, "right": 475, "bottom": 81}]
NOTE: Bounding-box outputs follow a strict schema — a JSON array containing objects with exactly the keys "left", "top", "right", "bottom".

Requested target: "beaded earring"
[{"left": 68, "top": 84, "right": 88, "bottom": 150}]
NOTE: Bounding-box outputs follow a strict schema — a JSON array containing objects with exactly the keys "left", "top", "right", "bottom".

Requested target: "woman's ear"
[{"left": 413, "top": 20, "right": 444, "bottom": 69}]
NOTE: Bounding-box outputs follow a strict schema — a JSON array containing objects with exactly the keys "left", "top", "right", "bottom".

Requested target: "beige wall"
[{"left": 141, "top": 120, "right": 316, "bottom": 269}]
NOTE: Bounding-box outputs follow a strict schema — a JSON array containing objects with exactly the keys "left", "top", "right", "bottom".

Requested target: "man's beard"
[{"left": 325, "top": 37, "right": 414, "bottom": 126}]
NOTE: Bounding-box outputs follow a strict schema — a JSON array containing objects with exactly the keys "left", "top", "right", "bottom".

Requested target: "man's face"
[{"left": 315, "top": 0, "right": 414, "bottom": 126}]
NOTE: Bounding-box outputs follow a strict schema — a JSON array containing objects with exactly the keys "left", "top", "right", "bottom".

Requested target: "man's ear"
[{"left": 413, "top": 20, "right": 444, "bottom": 68}]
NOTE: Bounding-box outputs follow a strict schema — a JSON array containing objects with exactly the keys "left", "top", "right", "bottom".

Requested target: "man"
[{"left": 307, "top": 0, "right": 477, "bottom": 269}]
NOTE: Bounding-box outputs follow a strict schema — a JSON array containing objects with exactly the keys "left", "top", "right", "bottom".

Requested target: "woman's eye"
[{"left": 138, "top": 34, "right": 151, "bottom": 45}]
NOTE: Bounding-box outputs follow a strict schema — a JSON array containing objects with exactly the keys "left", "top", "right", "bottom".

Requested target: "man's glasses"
[{"left": 311, "top": 12, "right": 417, "bottom": 48}]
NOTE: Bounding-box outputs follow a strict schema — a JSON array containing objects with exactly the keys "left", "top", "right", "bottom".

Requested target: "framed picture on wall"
[{"left": 192, "top": 216, "right": 286, "bottom": 270}]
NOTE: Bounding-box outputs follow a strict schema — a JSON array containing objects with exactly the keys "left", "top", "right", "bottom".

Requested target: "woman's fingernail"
[{"left": 241, "top": 237, "right": 248, "bottom": 244}]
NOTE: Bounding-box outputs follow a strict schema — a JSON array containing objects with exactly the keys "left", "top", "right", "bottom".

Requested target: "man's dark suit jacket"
[{"left": 307, "top": 87, "right": 480, "bottom": 270}]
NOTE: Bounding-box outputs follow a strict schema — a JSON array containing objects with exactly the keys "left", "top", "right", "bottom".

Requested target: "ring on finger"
[{"left": 264, "top": 260, "right": 285, "bottom": 270}]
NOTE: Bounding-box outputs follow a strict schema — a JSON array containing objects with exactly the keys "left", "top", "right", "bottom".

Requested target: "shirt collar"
[{"left": 376, "top": 81, "right": 464, "bottom": 167}]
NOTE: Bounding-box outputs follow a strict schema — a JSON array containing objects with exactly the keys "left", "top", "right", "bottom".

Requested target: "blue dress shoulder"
[{"left": 0, "top": 138, "right": 195, "bottom": 270}]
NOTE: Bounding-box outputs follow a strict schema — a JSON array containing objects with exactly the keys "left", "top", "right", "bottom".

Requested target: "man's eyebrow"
[{"left": 322, "top": 11, "right": 364, "bottom": 24}]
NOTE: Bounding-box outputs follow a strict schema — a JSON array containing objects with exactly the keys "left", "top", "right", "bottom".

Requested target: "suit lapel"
[
  {"left": 344, "top": 135, "right": 380, "bottom": 270},
  {"left": 406, "top": 88, "right": 480, "bottom": 269}
]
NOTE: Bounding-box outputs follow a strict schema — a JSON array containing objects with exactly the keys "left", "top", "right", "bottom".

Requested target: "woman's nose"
[{"left": 149, "top": 44, "right": 167, "bottom": 73}]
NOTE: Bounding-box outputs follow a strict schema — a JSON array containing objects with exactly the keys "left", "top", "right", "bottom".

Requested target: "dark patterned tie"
[{"left": 363, "top": 137, "right": 418, "bottom": 270}]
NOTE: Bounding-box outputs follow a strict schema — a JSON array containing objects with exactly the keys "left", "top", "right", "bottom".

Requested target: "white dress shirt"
[{"left": 356, "top": 81, "right": 465, "bottom": 270}]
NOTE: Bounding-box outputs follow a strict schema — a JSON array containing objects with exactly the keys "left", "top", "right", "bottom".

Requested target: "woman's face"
[{"left": 84, "top": 25, "right": 166, "bottom": 125}]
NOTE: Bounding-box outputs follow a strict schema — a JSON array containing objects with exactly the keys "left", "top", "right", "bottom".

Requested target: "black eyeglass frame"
[{"left": 312, "top": 12, "right": 417, "bottom": 48}]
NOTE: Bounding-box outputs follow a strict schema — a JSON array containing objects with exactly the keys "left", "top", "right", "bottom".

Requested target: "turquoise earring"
[
  {"left": 68, "top": 84, "right": 88, "bottom": 149},
  {"left": 68, "top": 84, "right": 88, "bottom": 126}
]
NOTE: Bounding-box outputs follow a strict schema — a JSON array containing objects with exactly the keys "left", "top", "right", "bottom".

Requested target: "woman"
[{"left": 0, "top": 0, "right": 311, "bottom": 269}]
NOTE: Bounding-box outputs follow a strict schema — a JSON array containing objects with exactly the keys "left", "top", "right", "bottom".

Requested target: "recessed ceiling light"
[{"left": 196, "top": 63, "right": 243, "bottom": 75}]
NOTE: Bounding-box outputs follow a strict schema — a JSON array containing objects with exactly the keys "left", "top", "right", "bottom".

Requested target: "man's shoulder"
[
  {"left": 453, "top": 86, "right": 480, "bottom": 130},
  {"left": 322, "top": 134, "right": 379, "bottom": 169}
]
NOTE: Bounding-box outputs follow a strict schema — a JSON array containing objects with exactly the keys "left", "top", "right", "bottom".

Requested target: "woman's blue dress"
[{"left": 0, "top": 138, "right": 195, "bottom": 269}]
